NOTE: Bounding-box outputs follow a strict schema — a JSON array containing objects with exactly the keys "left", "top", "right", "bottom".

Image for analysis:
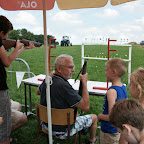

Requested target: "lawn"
[{"left": 6, "top": 44, "right": 144, "bottom": 144}]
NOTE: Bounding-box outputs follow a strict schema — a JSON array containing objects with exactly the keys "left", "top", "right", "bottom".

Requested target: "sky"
[{"left": 0, "top": 0, "right": 144, "bottom": 45}]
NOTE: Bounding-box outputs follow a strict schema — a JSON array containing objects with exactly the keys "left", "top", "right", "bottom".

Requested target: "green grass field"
[{"left": 6, "top": 44, "right": 144, "bottom": 144}]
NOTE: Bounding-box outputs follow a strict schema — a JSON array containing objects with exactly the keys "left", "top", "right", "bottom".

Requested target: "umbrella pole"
[{"left": 43, "top": 0, "right": 53, "bottom": 143}]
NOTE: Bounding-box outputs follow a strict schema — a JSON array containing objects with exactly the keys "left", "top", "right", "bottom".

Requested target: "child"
[
  {"left": 98, "top": 58, "right": 127, "bottom": 144},
  {"left": 129, "top": 67, "right": 144, "bottom": 107},
  {"left": 109, "top": 99, "right": 144, "bottom": 144},
  {"left": 0, "top": 15, "right": 34, "bottom": 144}
]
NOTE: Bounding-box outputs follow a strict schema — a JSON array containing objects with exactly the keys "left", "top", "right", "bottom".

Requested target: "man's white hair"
[{"left": 54, "top": 54, "right": 73, "bottom": 71}]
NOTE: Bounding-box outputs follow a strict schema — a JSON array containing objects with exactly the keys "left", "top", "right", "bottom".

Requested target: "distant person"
[
  {"left": 98, "top": 58, "right": 128, "bottom": 144},
  {"left": 110, "top": 99, "right": 144, "bottom": 144},
  {"left": 37, "top": 54, "right": 98, "bottom": 144},
  {"left": 0, "top": 15, "right": 34, "bottom": 144},
  {"left": 129, "top": 67, "right": 144, "bottom": 107}
]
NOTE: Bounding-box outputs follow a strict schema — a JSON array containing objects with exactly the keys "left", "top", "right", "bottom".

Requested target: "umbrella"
[
  {"left": 0, "top": 0, "right": 135, "bottom": 143},
  {"left": 0, "top": 0, "right": 135, "bottom": 10}
]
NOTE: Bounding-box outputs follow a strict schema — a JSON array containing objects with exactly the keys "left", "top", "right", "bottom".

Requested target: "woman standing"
[{"left": 0, "top": 15, "right": 34, "bottom": 144}]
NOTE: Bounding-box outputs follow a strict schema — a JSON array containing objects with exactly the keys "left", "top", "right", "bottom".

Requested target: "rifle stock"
[{"left": 2, "top": 39, "right": 43, "bottom": 50}]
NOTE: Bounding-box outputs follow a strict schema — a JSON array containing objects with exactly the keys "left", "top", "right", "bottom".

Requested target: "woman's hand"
[
  {"left": 15, "top": 40, "right": 24, "bottom": 50},
  {"left": 24, "top": 42, "right": 35, "bottom": 49}
]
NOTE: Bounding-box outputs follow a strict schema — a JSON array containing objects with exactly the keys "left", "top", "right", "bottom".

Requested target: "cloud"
[
  {"left": 51, "top": 11, "right": 83, "bottom": 24},
  {"left": 10, "top": 11, "right": 38, "bottom": 25},
  {"left": 136, "top": 17, "right": 144, "bottom": 25},
  {"left": 95, "top": 8, "right": 119, "bottom": 18},
  {"left": 119, "top": 23, "right": 142, "bottom": 32},
  {"left": 7, "top": 11, "right": 44, "bottom": 34},
  {"left": 73, "top": 20, "right": 142, "bottom": 44},
  {"left": 121, "top": 0, "right": 144, "bottom": 13}
]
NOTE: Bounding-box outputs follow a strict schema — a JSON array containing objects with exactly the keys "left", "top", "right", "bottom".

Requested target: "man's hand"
[{"left": 79, "top": 73, "right": 88, "bottom": 83}]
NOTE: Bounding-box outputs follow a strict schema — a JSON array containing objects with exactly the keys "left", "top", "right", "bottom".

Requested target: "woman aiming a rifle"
[{"left": 0, "top": 15, "right": 34, "bottom": 144}]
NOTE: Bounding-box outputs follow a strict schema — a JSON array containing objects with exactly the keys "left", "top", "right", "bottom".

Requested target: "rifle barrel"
[
  {"left": 74, "top": 59, "right": 88, "bottom": 82},
  {"left": 2, "top": 39, "right": 43, "bottom": 50}
]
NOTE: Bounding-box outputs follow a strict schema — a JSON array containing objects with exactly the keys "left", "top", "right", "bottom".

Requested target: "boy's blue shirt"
[{"left": 101, "top": 85, "right": 127, "bottom": 133}]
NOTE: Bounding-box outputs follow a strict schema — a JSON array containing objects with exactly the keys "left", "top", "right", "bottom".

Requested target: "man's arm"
[{"left": 75, "top": 73, "right": 90, "bottom": 112}]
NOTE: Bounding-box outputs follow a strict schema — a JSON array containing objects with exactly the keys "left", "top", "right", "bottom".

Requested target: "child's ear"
[
  {"left": 112, "top": 69, "right": 117, "bottom": 75},
  {"left": 122, "top": 124, "right": 132, "bottom": 135}
]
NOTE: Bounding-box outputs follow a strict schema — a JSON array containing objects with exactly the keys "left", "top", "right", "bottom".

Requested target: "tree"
[
  {"left": 8, "top": 30, "right": 19, "bottom": 40},
  {"left": 8, "top": 28, "right": 59, "bottom": 45},
  {"left": 19, "top": 29, "right": 35, "bottom": 41},
  {"left": 34, "top": 34, "right": 44, "bottom": 43}
]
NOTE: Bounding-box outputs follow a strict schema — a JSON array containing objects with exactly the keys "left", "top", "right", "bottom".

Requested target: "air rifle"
[
  {"left": 74, "top": 59, "right": 88, "bottom": 119},
  {"left": 2, "top": 39, "right": 43, "bottom": 50}
]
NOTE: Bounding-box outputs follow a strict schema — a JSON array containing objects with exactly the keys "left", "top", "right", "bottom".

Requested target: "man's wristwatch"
[{"left": 0, "top": 37, "right": 3, "bottom": 47}]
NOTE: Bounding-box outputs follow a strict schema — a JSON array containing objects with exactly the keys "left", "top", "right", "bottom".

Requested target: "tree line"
[{"left": 8, "top": 28, "right": 59, "bottom": 45}]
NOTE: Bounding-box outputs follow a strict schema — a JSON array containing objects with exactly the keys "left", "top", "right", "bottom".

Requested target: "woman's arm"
[{"left": 0, "top": 40, "right": 34, "bottom": 67}]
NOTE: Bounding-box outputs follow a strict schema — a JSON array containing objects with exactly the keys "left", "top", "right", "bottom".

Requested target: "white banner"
[{"left": 16, "top": 72, "right": 25, "bottom": 88}]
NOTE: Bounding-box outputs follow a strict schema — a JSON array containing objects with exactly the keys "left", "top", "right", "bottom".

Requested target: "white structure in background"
[{"left": 81, "top": 42, "right": 132, "bottom": 84}]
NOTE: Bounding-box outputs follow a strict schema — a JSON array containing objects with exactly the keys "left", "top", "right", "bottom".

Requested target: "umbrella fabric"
[
  {"left": 0, "top": 0, "right": 55, "bottom": 10},
  {"left": 56, "top": 0, "right": 135, "bottom": 10},
  {"left": 111, "top": 0, "right": 136, "bottom": 6},
  {"left": 0, "top": 0, "right": 135, "bottom": 10}
]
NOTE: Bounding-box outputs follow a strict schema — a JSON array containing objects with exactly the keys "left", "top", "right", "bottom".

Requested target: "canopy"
[
  {"left": 56, "top": 0, "right": 135, "bottom": 10},
  {"left": 0, "top": 0, "right": 55, "bottom": 10},
  {"left": 0, "top": 0, "right": 135, "bottom": 10}
]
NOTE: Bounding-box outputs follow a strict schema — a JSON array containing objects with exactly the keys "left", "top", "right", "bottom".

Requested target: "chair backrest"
[{"left": 35, "top": 103, "right": 74, "bottom": 125}]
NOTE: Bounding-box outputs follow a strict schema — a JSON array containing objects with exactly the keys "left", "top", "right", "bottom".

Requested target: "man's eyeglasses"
[{"left": 61, "top": 65, "right": 75, "bottom": 70}]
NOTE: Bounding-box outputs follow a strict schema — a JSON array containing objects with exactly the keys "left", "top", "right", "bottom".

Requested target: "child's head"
[
  {"left": 130, "top": 67, "right": 144, "bottom": 99},
  {"left": 110, "top": 99, "right": 144, "bottom": 144},
  {"left": 105, "top": 58, "right": 127, "bottom": 81},
  {"left": 0, "top": 15, "right": 13, "bottom": 39}
]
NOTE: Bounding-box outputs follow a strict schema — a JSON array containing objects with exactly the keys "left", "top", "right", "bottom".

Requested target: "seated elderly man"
[{"left": 36, "top": 54, "right": 98, "bottom": 144}]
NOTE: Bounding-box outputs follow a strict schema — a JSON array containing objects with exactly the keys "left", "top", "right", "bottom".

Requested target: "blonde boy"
[{"left": 98, "top": 58, "right": 127, "bottom": 144}]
